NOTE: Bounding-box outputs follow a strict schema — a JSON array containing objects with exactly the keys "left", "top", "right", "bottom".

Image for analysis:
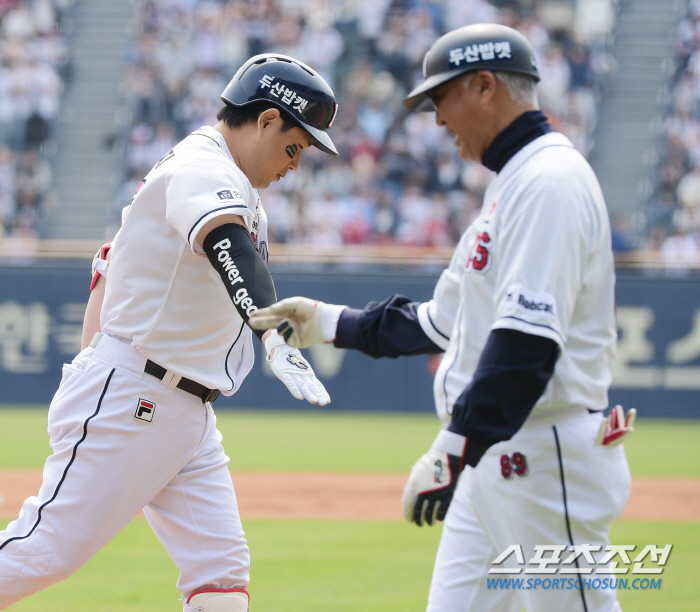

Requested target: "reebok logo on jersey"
[
  {"left": 504, "top": 285, "right": 556, "bottom": 321},
  {"left": 517, "top": 294, "right": 553, "bottom": 314},
  {"left": 134, "top": 398, "right": 156, "bottom": 422},
  {"left": 217, "top": 189, "right": 242, "bottom": 201},
  {"left": 212, "top": 238, "right": 258, "bottom": 316}
]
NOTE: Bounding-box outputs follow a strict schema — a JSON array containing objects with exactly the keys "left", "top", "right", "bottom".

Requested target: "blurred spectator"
[
  {"left": 0, "top": 0, "right": 72, "bottom": 238},
  {"left": 648, "top": 0, "right": 700, "bottom": 265},
  {"left": 610, "top": 214, "right": 634, "bottom": 252},
  {"left": 116, "top": 0, "right": 615, "bottom": 249},
  {"left": 660, "top": 219, "right": 700, "bottom": 276},
  {"left": 676, "top": 159, "right": 700, "bottom": 211},
  {"left": 574, "top": 0, "right": 615, "bottom": 48}
]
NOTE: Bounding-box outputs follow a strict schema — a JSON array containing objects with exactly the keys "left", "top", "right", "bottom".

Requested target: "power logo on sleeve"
[{"left": 211, "top": 238, "right": 259, "bottom": 317}]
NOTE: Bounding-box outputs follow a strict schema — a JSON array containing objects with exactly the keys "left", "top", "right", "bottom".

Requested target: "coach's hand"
[
  {"left": 250, "top": 297, "right": 344, "bottom": 349},
  {"left": 402, "top": 431, "right": 467, "bottom": 526},
  {"left": 264, "top": 330, "right": 331, "bottom": 405}
]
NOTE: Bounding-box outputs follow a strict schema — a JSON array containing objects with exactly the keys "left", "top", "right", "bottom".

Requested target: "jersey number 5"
[{"left": 467, "top": 231, "right": 491, "bottom": 271}]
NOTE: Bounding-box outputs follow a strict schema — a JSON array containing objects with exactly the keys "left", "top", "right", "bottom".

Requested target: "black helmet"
[
  {"left": 221, "top": 53, "right": 339, "bottom": 155},
  {"left": 404, "top": 24, "right": 540, "bottom": 112}
]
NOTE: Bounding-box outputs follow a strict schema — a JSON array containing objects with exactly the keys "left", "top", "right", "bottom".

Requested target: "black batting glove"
[{"left": 401, "top": 430, "right": 467, "bottom": 526}]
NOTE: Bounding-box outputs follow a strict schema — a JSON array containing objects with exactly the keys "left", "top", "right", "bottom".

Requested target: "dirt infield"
[{"left": 0, "top": 471, "right": 698, "bottom": 521}]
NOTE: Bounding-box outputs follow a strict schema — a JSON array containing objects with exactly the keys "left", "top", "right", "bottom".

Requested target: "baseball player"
[
  {"left": 250, "top": 25, "right": 635, "bottom": 612},
  {"left": 0, "top": 54, "right": 338, "bottom": 612}
]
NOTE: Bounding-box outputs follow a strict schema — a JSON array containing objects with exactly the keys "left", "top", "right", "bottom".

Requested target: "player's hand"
[
  {"left": 264, "top": 329, "right": 330, "bottom": 405},
  {"left": 249, "top": 297, "right": 343, "bottom": 349},
  {"left": 595, "top": 405, "right": 636, "bottom": 446},
  {"left": 402, "top": 431, "right": 467, "bottom": 526}
]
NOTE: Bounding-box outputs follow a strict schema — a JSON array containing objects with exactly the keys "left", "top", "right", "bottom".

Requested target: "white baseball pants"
[
  {"left": 427, "top": 407, "right": 631, "bottom": 612},
  {"left": 0, "top": 334, "right": 249, "bottom": 610}
]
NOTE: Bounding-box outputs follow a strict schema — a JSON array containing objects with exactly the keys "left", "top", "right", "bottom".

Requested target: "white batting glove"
[
  {"left": 249, "top": 297, "right": 345, "bottom": 349},
  {"left": 264, "top": 329, "right": 331, "bottom": 406},
  {"left": 595, "top": 405, "right": 636, "bottom": 446},
  {"left": 402, "top": 430, "right": 466, "bottom": 526}
]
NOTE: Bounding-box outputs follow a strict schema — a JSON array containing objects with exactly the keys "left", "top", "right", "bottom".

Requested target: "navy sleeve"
[
  {"left": 447, "top": 328, "right": 559, "bottom": 467},
  {"left": 333, "top": 294, "right": 443, "bottom": 358}
]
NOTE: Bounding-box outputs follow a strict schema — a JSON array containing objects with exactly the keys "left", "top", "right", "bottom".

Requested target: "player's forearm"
[
  {"left": 447, "top": 328, "right": 559, "bottom": 467},
  {"left": 333, "top": 294, "right": 443, "bottom": 358},
  {"left": 82, "top": 243, "right": 112, "bottom": 350},
  {"left": 81, "top": 277, "right": 106, "bottom": 350},
  {"left": 203, "top": 223, "right": 276, "bottom": 341}
]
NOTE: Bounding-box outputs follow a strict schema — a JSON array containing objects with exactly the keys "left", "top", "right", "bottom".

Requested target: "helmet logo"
[
  {"left": 259, "top": 73, "right": 309, "bottom": 113},
  {"left": 448, "top": 41, "right": 512, "bottom": 67}
]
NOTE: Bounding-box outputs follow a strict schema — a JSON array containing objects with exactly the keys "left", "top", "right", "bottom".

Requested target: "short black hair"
[{"left": 217, "top": 102, "right": 298, "bottom": 132}]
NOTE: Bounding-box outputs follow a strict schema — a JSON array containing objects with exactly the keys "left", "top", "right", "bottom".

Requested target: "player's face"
[
  {"left": 251, "top": 119, "right": 314, "bottom": 189},
  {"left": 431, "top": 75, "right": 491, "bottom": 163}
]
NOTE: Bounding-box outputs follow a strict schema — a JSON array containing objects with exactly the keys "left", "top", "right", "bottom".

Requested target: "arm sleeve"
[
  {"left": 334, "top": 295, "right": 443, "bottom": 358},
  {"left": 447, "top": 328, "right": 559, "bottom": 467},
  {"left": 203, "top": 223, "right": 276, "bottom": 341}
]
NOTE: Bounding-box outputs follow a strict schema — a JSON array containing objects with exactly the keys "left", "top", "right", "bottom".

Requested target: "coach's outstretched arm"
[
  {"left": 203, "top": 222, "right": 330, "bottom": 405},
  {"left": 250, "top": 295, "right": 447, "bottom": 356},
  {"left": 250, "top": 240, "right": 463, "bottom": 353},
  {"left": 250, "top": 238, "right": 460, "bottom": 352}
]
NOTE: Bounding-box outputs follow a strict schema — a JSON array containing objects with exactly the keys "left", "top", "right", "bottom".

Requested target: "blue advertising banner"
[
  {"left": 0, "top": 264, "right": 698, "bottom": 418},
  {"left": 610, "top": 274, "right": 700, "bottom": 418}
]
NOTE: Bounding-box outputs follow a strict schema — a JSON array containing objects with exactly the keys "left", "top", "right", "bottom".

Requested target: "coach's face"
[
  {"left": 432, "top": 71, "right": 498, "bottom": 164},
  {"left": 248, "top": 109, "right": 314, "bottom": 189}
]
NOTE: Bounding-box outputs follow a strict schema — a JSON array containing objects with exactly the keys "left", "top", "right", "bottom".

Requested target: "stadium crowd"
[
  {"left": 646, "top": 0, "right": 700, "bottom": 267},
  {"left": 0, "top": 0, "right": 71, "bottom": 239},
  {"left": 116, "top": 0, "right": 617, "bottom": 248}
]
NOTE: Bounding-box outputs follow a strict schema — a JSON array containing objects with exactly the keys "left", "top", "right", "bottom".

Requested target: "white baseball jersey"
[
  {"left": 101, "top": 125, "right": 269, "bottom": 394},
  {"left": 417, "top": 132, "right": 616, "bottom": 425}
]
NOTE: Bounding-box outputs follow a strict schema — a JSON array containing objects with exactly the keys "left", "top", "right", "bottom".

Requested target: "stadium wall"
[{"left": 0, "top": 265, "right": 698, "bottom": 418}]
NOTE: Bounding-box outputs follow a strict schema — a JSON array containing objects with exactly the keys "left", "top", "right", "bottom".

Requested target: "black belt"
[{"left": 144, "top": 360, "right": 220, "bottom": 404}]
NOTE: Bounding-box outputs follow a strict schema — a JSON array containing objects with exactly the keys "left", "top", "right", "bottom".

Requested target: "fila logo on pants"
[{"left": 134, "top": 398, "right": 156, "bottom": 422}]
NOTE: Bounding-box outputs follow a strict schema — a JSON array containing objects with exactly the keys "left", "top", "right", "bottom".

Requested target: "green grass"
[
  {"left": 2, "top": 517, "right": 695, "bottom": 612},
  {"left": 0, "top": 408, "right": 698, "bottom": 610},
  {"left": 1, "top": 407, "right": 699, "bottom": 476},
  {"left": 611, "top": 520, "right": 698, "bottom": 612},
  {"left": 621, "top": 419, "right": 700, "bottom": 478},
  {"left": 0, "top": 408, "right": 52, "bottom": 469},
  {"left": 0, "top": 407, "right": 442, "bottom": 473},
  {"left": 1, "top": 518, "right": 442, "bottom": 612}
]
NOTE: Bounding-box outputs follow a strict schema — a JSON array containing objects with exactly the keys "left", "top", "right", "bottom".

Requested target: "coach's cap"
[
  {"left": 404, "top": 23, "right": 540, "bottom": 112},
  {"left": 221, "top": 54, "right": 339, "bottom": 155}
]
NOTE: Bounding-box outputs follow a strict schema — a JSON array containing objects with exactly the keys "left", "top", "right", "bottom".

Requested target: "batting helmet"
[
  {"left": 403, "top": 24, "right": 540, "bottom": 112},
  {"left": 221, "top": 54, "right": 339, "bottom": 155}
]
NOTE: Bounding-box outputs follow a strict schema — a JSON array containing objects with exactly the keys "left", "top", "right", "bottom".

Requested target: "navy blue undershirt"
[{"left": 481, "top": 110, "right": 552, "bottom": 173}]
